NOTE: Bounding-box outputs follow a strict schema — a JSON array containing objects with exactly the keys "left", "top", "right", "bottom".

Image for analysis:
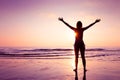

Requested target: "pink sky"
[{"left": 0, "top": 0, "right": 120, "bottom": 48}]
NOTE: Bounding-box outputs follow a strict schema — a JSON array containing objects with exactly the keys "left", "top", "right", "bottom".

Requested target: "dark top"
[{"left": 74, "top": 28, "right": 84, "bottom": 42}]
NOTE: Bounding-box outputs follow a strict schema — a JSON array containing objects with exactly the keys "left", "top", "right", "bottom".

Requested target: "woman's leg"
[
  {"left": 80, "top": 45, "right": 86, "bottom": 71},
  {"left": 74, "top": 45, "right": 79, "bottom": 71}
]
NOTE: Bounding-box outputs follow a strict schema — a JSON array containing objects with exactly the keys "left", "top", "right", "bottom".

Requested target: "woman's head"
[{"left": 76, "top": 21, "right": 82, "bottom": 29}]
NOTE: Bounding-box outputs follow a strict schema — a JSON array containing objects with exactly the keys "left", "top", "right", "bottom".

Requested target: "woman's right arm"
[
  {"left": 58, "top": 17, "right": 76, "bottom": 31},
  {"left": 83, "top": 19, "right": 101, "bottom": 30}
]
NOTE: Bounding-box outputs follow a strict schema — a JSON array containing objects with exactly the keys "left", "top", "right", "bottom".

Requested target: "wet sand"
[{"left": 0, "top": 58, "right": 119, "bottom": 80}]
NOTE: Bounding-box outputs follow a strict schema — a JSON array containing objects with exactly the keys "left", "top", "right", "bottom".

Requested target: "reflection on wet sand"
[{"left": 74, "top": 70, "right": 86, "bottom": 80}]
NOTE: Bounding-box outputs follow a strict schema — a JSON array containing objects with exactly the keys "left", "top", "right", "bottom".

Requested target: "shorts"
[{"left": 74, "top": 41, "right": 85, "bottom": 56}]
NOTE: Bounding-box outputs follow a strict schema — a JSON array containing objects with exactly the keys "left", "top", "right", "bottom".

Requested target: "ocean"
[{"left": 0, "top": 47, "right": 120, "bottom": 61}]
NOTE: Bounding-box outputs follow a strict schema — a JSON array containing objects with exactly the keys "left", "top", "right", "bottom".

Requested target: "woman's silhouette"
[{"left": 58, "top": 17, "right": 100, "bottom": 71}]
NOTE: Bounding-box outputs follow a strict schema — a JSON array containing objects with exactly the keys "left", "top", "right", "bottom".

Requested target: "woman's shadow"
[{"left": 74, "top": 70, "right": 86, "bottom": 80}]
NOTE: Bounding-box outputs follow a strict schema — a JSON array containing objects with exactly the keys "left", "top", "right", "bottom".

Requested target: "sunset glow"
[{"left": 0, "top": 0, "right": 120, "bottom": 48}]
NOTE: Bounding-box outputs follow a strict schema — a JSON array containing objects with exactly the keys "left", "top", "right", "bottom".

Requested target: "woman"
[{"left": 58, "top": 17, "right": 100, "bottom": 71}]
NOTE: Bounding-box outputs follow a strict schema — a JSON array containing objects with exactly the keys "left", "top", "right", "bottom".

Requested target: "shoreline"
[{"left": 0, "top": 58, "right": 119, "bottom": 80}]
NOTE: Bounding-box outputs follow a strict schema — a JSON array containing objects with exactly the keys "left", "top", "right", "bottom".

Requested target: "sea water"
[{"left": 0, "top": 47, "right": 120, "bottom": 61}]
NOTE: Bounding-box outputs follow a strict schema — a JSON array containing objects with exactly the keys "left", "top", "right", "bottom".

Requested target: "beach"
[
  {"left": 0, "top": 48, "right": 120, "bottom": 80},
  {"left": 0, "top": 57, "right": 119, "bottom": 80}
]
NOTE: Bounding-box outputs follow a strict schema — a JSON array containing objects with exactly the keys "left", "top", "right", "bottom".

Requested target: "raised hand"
[
  {"left": 95, "top": 19, "right": 101, "bottom": 23},
  {"left": 58, "top": 17, "right": 63, "bottom": 21}
]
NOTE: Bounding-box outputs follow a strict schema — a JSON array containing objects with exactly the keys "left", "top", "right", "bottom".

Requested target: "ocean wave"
[
  {"left": 17, "top": 48, "right": 120, "bottom": 52},
  {"left": 0, "top": 48, "right": 120, "bottom": 60},
  {"left": 1, "top": 48, "right": 120, "bottom": 53},
  {"left": 16, "top": 48, "right": 117, "bottom": 52},
  {"left": 0, "top": 51, "right": 119, "bottom": 59},
  {"left": 19, "top": 49, "right": 73, "bottom": 52}
]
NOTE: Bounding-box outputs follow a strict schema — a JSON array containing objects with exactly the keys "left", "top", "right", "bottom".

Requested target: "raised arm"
[
  {"left": 58, "top": 17, "right": 75, "bottom": 31},
  {"left": 83, "top": 19, "right": 101, "bottom": 30}
]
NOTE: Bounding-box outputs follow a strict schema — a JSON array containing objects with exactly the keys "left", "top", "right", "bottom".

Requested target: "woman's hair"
[{"left": 76, "top": 21, "right": 82, "bottom": 28}]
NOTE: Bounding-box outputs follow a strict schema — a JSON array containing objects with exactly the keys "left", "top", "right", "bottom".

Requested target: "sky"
[{"left": 0, "top": 0, "right": 120, "bottom": 48}]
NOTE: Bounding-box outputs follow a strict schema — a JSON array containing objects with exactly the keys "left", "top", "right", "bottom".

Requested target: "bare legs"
[
  {"left": 80, "top": 46, "right": 86, "bottom": 71},
  {"left": 74, "top": 47, "right": 79, "bottom": 71},
  {"left": 74, "top": 44, "right": 86, "bottom": 71}
]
